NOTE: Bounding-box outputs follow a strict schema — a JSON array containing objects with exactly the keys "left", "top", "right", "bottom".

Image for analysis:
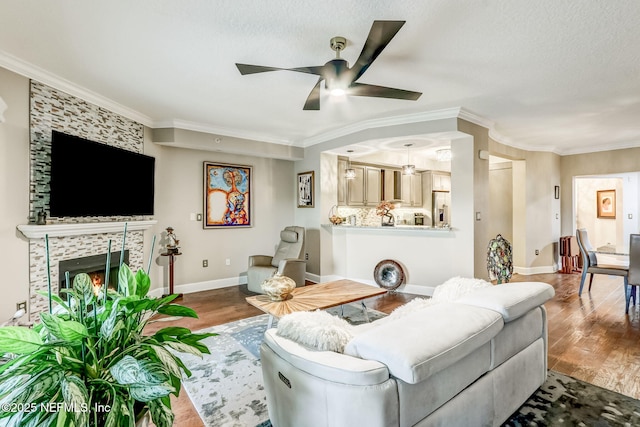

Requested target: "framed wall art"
[
  {"left": 297, "top": 171, "right": 314, "bottom": 208},
  {"left": 203, "top": 162, "right": 252, "bottom": 228},
  {"left": 596, "top": 189, "right": 615, "bottom": 219}
]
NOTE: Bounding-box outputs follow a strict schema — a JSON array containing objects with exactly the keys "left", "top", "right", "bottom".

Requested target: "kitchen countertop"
[{"left": 322, "top": 223, "right": 452, "bottom": 232}]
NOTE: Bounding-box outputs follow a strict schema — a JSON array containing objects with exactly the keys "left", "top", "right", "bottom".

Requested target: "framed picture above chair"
[
  {"left": 597, "top": 189, "right": 616, "bottom": 219},
  {"left": 297, "top": 171, "right": 314, "bottom": 208},
  {"left": 203, "top": 161, "right": 252, "bottom": 228}
]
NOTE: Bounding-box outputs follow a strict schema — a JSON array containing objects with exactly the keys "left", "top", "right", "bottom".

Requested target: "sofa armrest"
[
  {"left": 249, "top": 255, "right": 273, "bottom": 267},
  {"left": 263, "top": 328, "right": 390, "bottom": 386},
  {"left": 455, "top": 282, "right": 555, "bottom": 322}
]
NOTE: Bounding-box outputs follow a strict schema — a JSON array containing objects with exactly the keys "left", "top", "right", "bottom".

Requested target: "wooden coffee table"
[{"left": 245, "top": 279, "right": 386, "bottom": 328}]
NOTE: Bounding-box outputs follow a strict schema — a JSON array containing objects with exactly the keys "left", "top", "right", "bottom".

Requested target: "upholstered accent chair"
[
  {"left": 575, "top": 228, "right": 628, "bottom": 298},
  {"left": 247, "top": 226, "right": 306, "bottom": 293}
]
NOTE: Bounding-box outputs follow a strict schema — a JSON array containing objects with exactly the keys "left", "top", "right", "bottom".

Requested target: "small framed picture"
[
  {"left": 297, "top": 171, "right": 314, "bottom": 208},
  {"left": 596, "top": 189, "right": 615, "bottom": 219}
]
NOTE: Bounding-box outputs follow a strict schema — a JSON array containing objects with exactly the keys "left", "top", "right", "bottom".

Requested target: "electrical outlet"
[
  {"left": 535, "top": 249, "right": 539, "bottom": 256},
  {"left": 16, "top": 301, "right": 26, "bottom": 312},
  {"left": 305, "top": 253, "right": 309, "bottom": 260},
  {"left": 202, "top": 259, "right": 208, "bottom": 268},
  {"left": 225, "top": 258, "right": 231, "bottom": 266}
]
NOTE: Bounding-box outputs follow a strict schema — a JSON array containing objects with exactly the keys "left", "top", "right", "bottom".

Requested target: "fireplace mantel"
[{"left": 17, "top": 220, "right": 157, "bottom": 240}]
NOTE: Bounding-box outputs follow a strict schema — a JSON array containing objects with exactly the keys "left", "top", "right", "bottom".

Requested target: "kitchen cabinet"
[
  {"left": 382, "top": 169, "right": 402, "bottom": 201},
  {"left": 346, "top": 164, "right": 381, "bottom": 206},
  {"left": 337, "top": 158, "right": 348, "bottom": 205},
  {"left": 431, "top": 172, "right": 451, "bottom": 192},
  {"left": 401, "top": 173, "right": 423, "bottom": 207}
]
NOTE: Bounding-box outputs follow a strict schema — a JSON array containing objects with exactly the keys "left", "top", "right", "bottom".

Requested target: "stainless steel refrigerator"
[{"left": 432, "top": 191, "right": 451, "bottom": 227}]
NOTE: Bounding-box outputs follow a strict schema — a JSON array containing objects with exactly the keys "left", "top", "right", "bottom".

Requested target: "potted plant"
[{"left": 0, "top": 259, "right": 215, "bottom": 426}]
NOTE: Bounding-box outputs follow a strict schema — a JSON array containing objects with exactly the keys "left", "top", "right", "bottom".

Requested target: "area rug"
[
  {"left": 178, "top": 304, "right": 383, "bottom": 427},
  {"left": 180, "top": 306, "right": 640, "bottom": 427}
]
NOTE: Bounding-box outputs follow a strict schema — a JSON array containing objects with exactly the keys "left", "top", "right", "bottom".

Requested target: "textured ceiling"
[{"left": 1, "top": 0, "right": 639, "bottom": 156}]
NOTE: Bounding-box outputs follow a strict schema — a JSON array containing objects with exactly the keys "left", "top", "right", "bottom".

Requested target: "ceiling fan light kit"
[{"left": 235, "top": 20, "right": 422, "bottom": 110}]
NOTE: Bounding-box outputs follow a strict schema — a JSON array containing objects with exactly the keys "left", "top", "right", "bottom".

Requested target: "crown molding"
[
  {"left": 152, "top": 119, "right": 293, "bottom": 146},
  {"left": 0, "top": 50, "right": 154, "bottom": 127},
  {"left": 301, "top": 107, "right": 463, "bottom": 147}
]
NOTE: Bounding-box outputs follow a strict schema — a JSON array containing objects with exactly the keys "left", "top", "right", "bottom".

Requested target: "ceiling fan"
[{"left": 235, "top": 20, "right": 422, "bottom": 110}]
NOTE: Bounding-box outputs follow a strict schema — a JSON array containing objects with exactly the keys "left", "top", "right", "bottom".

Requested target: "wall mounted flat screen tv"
[{"left": 49, "top": 130, "right": 155, "bottom": 217}]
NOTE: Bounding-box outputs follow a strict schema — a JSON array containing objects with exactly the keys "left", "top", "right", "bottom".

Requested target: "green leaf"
[
  {"left": 157, "top": 304, "right": 198, "bottom": 318},
  {"left": 147, "top": 345, "right": 182, "bottom": 379},
  {"left": 154, "top": 326, "right": 192, "bottom": 337},
  {"left": 36, "top": 290, "right": 70, "bottom": 313},
  {"left": 163, "top": 341, "right": 204, "bottom": 358},
  {"left": 61, "top": 376, "right": 88, "bottom": 427},
  {"left": 118, "top": 264, "right": 137, "bottom": 297},
  {"left": 148, "top": 399, "right": 175, "bottom": 427},
  {"left": 130, "top": 383, "right": 174, "bottom": 402},
  {"left": 135, "top": 270, "right": 151, "bottom": 298},
  {"left": 0, "top": 327, "right": 43, "bottom": 354},
  {"left": 73, "top": 272, "right": 93, "bottom": 304},
  {"left": 40, "top": 314, "right": 88, "bottom": 342}
]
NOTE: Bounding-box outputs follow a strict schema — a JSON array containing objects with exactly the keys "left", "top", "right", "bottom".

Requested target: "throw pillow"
[
  {"left": 432, "top": 276, "right": 493, "bottom": 302},
  {"left": 276, "top": 310, "right": 354, "bottom": 353}
]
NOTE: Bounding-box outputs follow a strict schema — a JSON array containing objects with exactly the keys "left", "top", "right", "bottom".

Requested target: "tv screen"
[{"left": 50, "top": 130, "right": 155, "bottom": 217}]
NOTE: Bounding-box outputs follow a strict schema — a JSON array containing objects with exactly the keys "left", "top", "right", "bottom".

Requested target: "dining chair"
[
  {"left": 575, "top": 228, "right": 628, "bottom": 298},
  {"left": 626, "top": 234, "right": 640, "bottom": 313}
]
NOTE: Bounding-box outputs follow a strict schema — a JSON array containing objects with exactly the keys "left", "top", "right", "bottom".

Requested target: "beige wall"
[
  {"left": 488, "top": 162, "right": 513, "bottom": 243},
  {"left": 560, "top": 148, "right": 640, "bottom": 238},
  {"left": 0, "top": 67, "right": 30, "bottom": 320},
  {"left": 0, "top": 67, "right": 296, "bottom": 319}
]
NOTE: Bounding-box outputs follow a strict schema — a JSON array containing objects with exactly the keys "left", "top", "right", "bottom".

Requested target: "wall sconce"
[
  {"left": 554, "top": 186, "right": 560, "bottom": 199},
  {"left": 402, "top": 143, "right": 415, "bottom": 175},
  {"left": 344, "top": 150, "right": 356, "bottom": 179},
  {"left": 436, "top": 148, "right": 452, "bottom": 162}
]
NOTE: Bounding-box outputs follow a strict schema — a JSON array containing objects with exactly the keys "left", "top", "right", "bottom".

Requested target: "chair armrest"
[
  {"left": 249, "top": 255, "right": 273, "bottom": 267},
  {"left": 278, "top": 259, "right": 307, "bottom": 286}
]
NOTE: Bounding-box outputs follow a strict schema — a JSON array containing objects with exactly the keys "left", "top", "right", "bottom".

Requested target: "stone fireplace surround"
[
  {"left": 23, "top": 81, "right": 153, "bottom": 323},
  {"left": 18, "top": 221, "right": 156, "bottom": 322}
]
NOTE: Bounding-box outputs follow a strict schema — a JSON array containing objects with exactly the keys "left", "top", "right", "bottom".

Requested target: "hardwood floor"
[{"left": 145, "top": 273, "right": 640, "bottom": 426}]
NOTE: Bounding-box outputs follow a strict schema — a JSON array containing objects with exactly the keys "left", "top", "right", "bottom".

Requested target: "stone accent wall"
[
  {"left": 27, "top": 81, "right": 148, "bottom": 321},
  {"left": 29, "top": 81, "right": 144, "bottom": 223}
]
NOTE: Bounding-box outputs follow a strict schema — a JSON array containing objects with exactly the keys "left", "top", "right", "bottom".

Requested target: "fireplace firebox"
[{"left": 58, "top": 251, "right": 129, "bottom": 296}]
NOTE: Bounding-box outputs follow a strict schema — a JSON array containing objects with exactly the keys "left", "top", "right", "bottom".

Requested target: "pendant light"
[
  {"left": 344, "top": 149, "right": 356, "bottom": 179},
  {"left": 436, "top": 148, "right": 452, "bottom": 162},
  {"left": 402, "top": 143, "right": 415, "bottom": 175}
]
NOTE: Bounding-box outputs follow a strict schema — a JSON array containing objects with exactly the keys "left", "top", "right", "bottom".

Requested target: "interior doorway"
[{"left": 574, "top": 173, "right": 640, "bottom": 253}]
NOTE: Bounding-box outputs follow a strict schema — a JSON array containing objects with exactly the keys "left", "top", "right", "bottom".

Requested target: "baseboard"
[
  {"left": 514, "top": 264, "right": 558, "bottom": 275},
  {"left": 148, "top": 275, "right": 247, "bottom": 296}
]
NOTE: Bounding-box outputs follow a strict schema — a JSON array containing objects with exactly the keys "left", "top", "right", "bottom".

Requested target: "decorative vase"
[{"left": 261, "top": 273, "right": 296, "bottom": 301}]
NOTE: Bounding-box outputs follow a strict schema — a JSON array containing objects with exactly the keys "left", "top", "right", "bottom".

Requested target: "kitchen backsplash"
[{"left": 334, "top": 206, "right": 430, "bottom": 227}]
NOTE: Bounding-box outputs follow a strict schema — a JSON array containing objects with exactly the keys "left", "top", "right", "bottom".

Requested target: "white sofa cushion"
[
  {"left": 432, "top": 276, "right": 493, "bottom": 302},
  {"left": 276, "top": 310, "right": 354, "bottom": 352},
  {"left": 344, "top": 303, "right": 503, "bottom": 384},
  {"left": 455, "top": 281, "right": 555, "bottom": 322}
]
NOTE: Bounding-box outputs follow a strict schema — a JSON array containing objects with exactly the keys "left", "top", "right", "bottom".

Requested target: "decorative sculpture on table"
[
  {"left": 166, "top": 226, "right": 180, "bottom": 254},
  {"left": 376, "top": 201, "right": 395, "bottom": 226},
  {"left": 261, "top": 273, "right": 296, "bottom": 301},
  {"left": 487, "top": 234, "right": 513, "bottom": 283}
]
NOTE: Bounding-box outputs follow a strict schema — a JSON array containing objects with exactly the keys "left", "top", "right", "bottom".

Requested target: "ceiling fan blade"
[
  {"left": 236, "top": 63, "right": 324, "bottom": 76},
  {"left": 303, "top": 79, "right": 323, "bottom": 110},
  {"left": 347, "top": 20, "right": 406, "bottom": 83},
  {"left": 348, "top": 82, "right": 422, "bottom": 100}
]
